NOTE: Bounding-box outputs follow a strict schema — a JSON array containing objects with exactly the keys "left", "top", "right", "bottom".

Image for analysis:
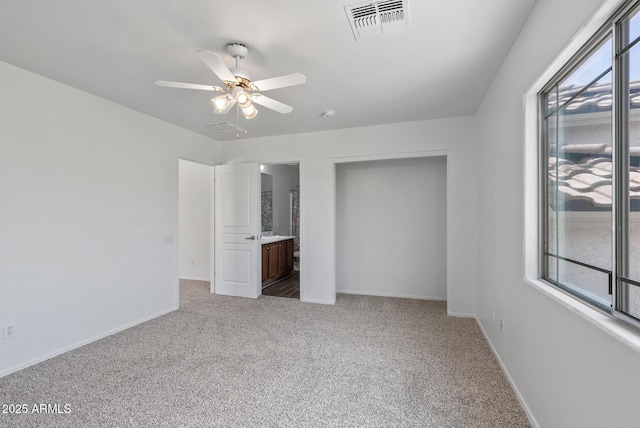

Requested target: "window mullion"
[
  {"left": 554, "top": 89, "right": 560, "bottom": 287},
  {"left": 540, "top": 95, "right": 548, "bottom": 280},
  {"left": 613, "top": 18, "right": 623, "bottom": 313}
]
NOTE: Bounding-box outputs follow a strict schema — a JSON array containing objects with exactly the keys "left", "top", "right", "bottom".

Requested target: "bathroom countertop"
[{"left": 260, "top": 235, "right": 295, "bottom": 244}]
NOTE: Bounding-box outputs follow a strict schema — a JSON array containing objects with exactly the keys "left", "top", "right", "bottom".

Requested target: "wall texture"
[
  {"left": 475, "top": 0, "right": 640, "bottom": 426},
  {"left": 335, "top": 157, "right": 447, "bottom": 300},
  {"left": 221, "top": 117, "right": 476, "bottom": 314},
  {"left": 178, "top": 160, "right": 212, "bottom": 281},
  {"left": 0, "top": 61, "right": 218, "bottom": 376}
]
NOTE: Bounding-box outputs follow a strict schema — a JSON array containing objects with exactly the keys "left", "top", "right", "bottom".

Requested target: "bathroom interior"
[{"left": 260, "top": 163, "right": 300, "bottom": 298}]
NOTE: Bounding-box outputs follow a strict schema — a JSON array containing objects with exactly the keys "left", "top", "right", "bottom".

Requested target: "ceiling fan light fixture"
[
  {"left": 241, "top": 103, "right": 258, "bottom": 119},
  {"left": 212, "top": 94, "right": 232, "bottom": 113},
  {"left": 236, "top": 91, "right": 252, "bottom": 108}
]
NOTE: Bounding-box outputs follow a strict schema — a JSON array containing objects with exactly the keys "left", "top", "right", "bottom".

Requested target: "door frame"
[{"left": 257, "top": 158, "right": 304, "bottom": 300}]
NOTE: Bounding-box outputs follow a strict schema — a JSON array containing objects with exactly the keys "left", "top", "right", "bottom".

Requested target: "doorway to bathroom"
[{"left": 260, "top": 163, "right": 301, "bottom": 299}]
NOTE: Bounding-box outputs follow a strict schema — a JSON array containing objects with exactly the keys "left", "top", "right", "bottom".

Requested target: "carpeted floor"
[{"left": 0, "top": 280, "right": 530, "bottom": 427}]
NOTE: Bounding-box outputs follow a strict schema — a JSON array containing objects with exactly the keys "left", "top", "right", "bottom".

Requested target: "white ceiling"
[{"left": 0, "top": 0, "right": 536, "bottom": 141}]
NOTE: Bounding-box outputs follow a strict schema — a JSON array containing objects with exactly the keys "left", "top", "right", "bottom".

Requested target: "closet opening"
[{"left": 335, "top": 156, "right": 447, "bottom": 301}]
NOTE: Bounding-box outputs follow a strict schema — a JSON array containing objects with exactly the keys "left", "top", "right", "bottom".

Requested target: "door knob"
[{"left": 245, "top": 235, "right": 256, "bottom": 240}]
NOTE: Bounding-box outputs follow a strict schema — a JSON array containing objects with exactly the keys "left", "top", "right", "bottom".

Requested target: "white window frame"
[{"left": 524, "top": 0, "right": 640, "bottom": 344}]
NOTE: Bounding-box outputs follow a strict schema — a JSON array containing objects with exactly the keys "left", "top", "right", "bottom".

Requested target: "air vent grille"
[
  {"left": 345, "top": 0, "right": 409, "bottom": 41},
  {"left": 351, "top": 4, "right": 376, "bottom": 19},
  {"left": 206, "top": 121, "right": 245, "bottom": 133}
]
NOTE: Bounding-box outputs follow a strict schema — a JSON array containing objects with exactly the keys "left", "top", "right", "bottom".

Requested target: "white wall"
[
  {"left": 336, "top": 157, "right": 447, "bottom": 300},
  {"left": 178, "top": 160, "right": 211, "bottom": 281},
  {"left": 221, "top": 117, "right": 476, "bottom": 315},
  {"left": 0, "top": 60, "right": 218, "bottom": 376},
  {"left": 475, "top": 0, "right": 640, "bottom": 426},
  {"left": 261, "top": 164, "right": 299, "bottom": 236}
]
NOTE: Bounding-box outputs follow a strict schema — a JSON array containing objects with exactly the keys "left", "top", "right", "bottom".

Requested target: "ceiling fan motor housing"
[{"left": 230, "top": 68, "right": 252, "bottom": 88}]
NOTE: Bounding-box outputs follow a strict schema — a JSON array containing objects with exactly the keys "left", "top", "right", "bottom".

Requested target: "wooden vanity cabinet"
[
  {"left": 286, "top": 239, "right": 294, "bottom": 271},
  {"left": 261, "top": 245, "right": 269, "bottom": 282},
  {"left": 268, "top": 244, "right": 278, "bottom": 279},
  {"left": 261, "top": 238, "right": 294, "bottom": 287},
  {"left": 277, "top": 242, "right": 287, "bottom": 276}
]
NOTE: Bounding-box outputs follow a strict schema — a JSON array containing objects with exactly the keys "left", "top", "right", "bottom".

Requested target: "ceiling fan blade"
[
  {"left": 251, "top": 73, "right": 306, "bottom": 92},
  {"left": 196, "top": 49, "right": 237, "bottom": 84},
  {"left": 251, "top": 94, "right": 293, "bottom": 114},
  {"left": 155, "top": 81, "right": 225, "bottom": 92}
]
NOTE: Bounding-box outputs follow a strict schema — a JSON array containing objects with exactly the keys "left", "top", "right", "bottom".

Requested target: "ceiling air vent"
[
  {"left": 345, "top": 0, "right": 410, "bottom": 41},
  {"left": 206, "top": 121, "right": 246, "bottom": 138}
]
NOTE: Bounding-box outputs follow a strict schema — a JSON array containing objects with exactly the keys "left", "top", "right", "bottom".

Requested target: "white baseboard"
[
  {"left": 179, "top": 276, "right": 210, "bottom": 282},
  {"left": 300, "top": 297, "right": 335, "bottom": 305},
  {"left": 447, "top": 311, "right": 476, "bottom": 318},
  {"left": 337, "top": 289, "right": 447, "bottom": 301},
  {"left": 476, "top": 319, "right": 540, "bottom": 428},
  {"left": 0, "top": 306, "right": 177, "bottom": 378}
]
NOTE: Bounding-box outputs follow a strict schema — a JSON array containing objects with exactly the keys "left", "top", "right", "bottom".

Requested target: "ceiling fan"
[{"left": 155, "top": 43, "right": 306, "bottom": 120}]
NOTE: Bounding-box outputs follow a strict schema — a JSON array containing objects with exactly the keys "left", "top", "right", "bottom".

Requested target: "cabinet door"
[
  {"left": 286, "top": 239, "right": 294, "bottom": 272},
  {"left": 268, "top": 245, "right": 279, "bottom": 279},
  {"left": 261, "top": 245, "right": 269, "bottom": 283},
  {"left": 278, "top": 242, "right": 287, "bottom": 276}
]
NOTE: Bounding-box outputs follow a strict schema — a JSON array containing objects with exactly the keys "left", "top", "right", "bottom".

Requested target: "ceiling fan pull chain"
[{"left": 236, "top": 104, "right": 239, "bottom": 139}]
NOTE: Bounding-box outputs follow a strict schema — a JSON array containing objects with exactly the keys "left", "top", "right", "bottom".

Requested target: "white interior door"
[{"left": 214, "top": 163, "right": 261, "bottom": 298}]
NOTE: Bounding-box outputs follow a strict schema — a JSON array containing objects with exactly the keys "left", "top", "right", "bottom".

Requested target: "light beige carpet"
[{"left": 0, "top": 280, "right": 530, "bottom": 427}]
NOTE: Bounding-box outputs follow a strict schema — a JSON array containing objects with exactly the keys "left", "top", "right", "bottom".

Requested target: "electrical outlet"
[
  {"left": 499, "top": 318, "right": 504, "bottom": 333},
  {"left": 3, "top": 323, "right": 16, "bottom": 340}
]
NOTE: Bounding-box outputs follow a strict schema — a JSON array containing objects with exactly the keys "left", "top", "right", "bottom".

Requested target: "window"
[{"left": 541, "top": 0, "right": 640, "bottom": 329}]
